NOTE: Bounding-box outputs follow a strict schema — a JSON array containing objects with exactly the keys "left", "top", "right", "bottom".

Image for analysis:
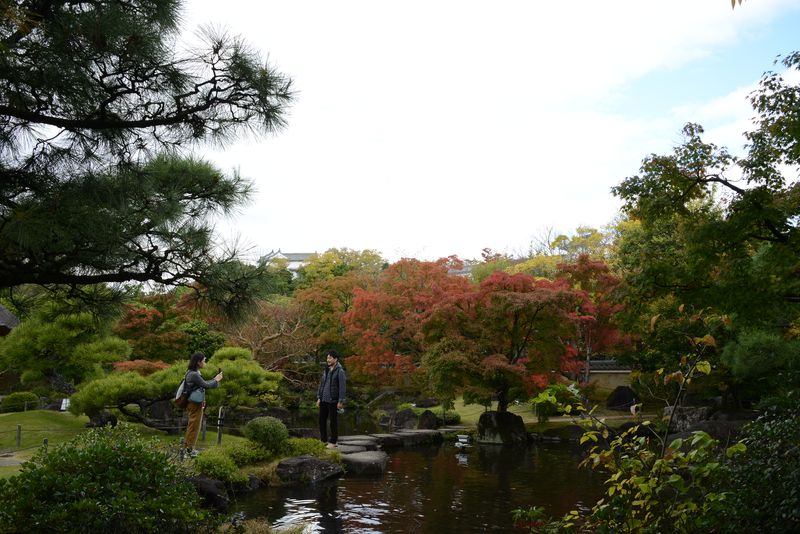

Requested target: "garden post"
[
  {"left": 16, "top": 424, "right": 21, "bottom": 448},
  {"left": 217, "top": 406, "right": 225, "bottom": 445}
]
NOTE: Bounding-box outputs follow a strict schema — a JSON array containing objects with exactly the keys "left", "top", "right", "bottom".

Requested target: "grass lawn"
[
  {"left": 0, "top": 409, "right": 250, "bottom": 479},
  {"left": 415, "top": 397, "right": 657, "bottom": 432}
]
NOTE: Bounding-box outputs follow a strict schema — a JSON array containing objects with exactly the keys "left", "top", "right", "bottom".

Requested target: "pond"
[{"left": 233, "top": 441, "right": 605, "bottom": 533}]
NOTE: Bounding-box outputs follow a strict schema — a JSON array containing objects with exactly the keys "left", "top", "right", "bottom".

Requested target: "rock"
[
  {"left": 606, "top": 386, "right": 639, "bottom": 411},
  {"left": 86, "top": 411, "right": 118, "bottom": 428},
  {"left": 417, "top": 409, "right": 439, "bottom": 429},
  {"left": 395, "top": 429, "right": 444, "bottom": 447},
  {"left": 394, "top": 408, "right": 419, "bottom": 429},
  {"left": 336, "top": 438, "right": 379, "bottom": 450},
  {"left": 229, "top": 474, "right": 263, "bottom": 494},
  {"left": 666, "top": 419, "right": 747, "bottom": 443},
  {"left": 341, "top": 451, "right": 389, "bottom": 476},
  {"left": 477, "top": 411, "right": 527, "bottom": 445},
  {"left": 336, "top": 444, "right": 367, "bottom": 454},
  {"left": 275, "top": 455, "right": 344, "bottom": 486},
  {"left": 664, "top": 405, "right": 715, "bottom": 433},
  {"left": 369, "top": 433, "right": 404, "bottom": 448},
  {"left": 414, "top": 398, "right": 439, "bottom": 408},
  {"left": 188, "top": 476, "right": 229, "bottom": 512}
]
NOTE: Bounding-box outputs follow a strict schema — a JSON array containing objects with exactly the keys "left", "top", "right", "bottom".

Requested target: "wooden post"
[
  {"left": 16, "top": 424, "right": 21, "bottom": 448},
  {"left": 200, "top": 415, "right": 207, "bottom": 442},
  {"left": 216, "top": 406, "right": 225, "bottom": 445}
]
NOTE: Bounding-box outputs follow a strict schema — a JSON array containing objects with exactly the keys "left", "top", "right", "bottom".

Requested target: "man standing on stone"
[{"left": 317, "top": 349, "right": 346, "bottom": 448}]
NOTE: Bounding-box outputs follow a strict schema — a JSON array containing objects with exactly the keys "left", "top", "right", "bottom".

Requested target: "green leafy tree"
[
  {"left": 69, "top": 347, "right": 281, "bottom": 424},
  {"left": 294, "top": 248, "right": 386, "bottom": 289},
  {"left": 0, "top": 0, "right": 292, "bottom": 311},
  {"left": 0, "top": 309, "right": 130, "bottom": 392}
]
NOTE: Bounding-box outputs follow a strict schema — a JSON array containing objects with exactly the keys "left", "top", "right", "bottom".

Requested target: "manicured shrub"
[
  {"left": 212, "top": 347, "right": 253, "bottom": 361},
  {"left": 223, "top": 441, "right": 271, "bottom": 467},
  {"left": 193, "top": 448, "right": 246, "bottom": 484},
  {"left": 242, "top": 416, "right": 289, "bottom": 452},
  {"left": 284, "top": 437, "right": 326, "bottom": 457},
  {"left": 0, "top": 391, "right": 39, "bottom": 413},
  {"left": 0, "top": 425, "right": 216, "bottom": 532}
]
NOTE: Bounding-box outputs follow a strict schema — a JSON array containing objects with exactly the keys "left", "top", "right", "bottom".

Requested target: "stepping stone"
[
  {"left": 275, "top": 455, "right": 344, "bottom": 485},
  {"left": 368, "top": 433, "right": 404, "bottom": 448},
  {"left": 338, "top": 434, "right": 376, "bottom": 442},
  {"left": 335, "top": 444, "right": 366, "bottom": 454},
  {"left": 341, "top": 451, "right": 389, "bottom": 476},
  {"left": 338, "top": 439, "right": 379, "bottom": 450},
  {"left": 395, "top": 429, "right": 444, "bottom": 446}
]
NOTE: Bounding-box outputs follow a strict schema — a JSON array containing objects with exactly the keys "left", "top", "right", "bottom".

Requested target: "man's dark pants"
[{"left": 318, "top": 401, "right": 339, "bottom": 444}]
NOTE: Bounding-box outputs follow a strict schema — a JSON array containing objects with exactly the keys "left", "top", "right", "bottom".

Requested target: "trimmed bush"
[
  {"left": 0, "top": 425, "right": 216, "bottom": 532},
  {"left": 212, "top": 347, "right": 253, "bottom": 361},
  {"left": 0, "top": 392, "right": 39, "bottom": 413},
  {"left": 284, "top": 437, "right": 326, "bottom": 457},
  {"left": 242, "top": 416, "right": 289, "bottom": 452},
  {"left": 223, "top": 441, "right": 271, "bottom": 467},
  {"left": 193, "top": 448, "right": 247, "bottom": 484}
]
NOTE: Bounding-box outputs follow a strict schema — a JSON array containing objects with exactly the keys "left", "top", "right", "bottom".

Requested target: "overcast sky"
[{"left": 181, "top": 0, "right": 800, "bottom": 263}]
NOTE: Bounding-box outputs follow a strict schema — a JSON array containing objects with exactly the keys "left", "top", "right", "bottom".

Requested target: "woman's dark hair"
[{"left": 188, "top": 352, "right": 206, "bottom": 371}]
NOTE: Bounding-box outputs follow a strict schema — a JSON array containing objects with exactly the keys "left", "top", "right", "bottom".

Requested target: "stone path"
[
  {"left": 334, "top": 427, "right": 469, "bottom": 477},
  {"left": 275, "top": 427, "right": 471, "bottom": 485}
]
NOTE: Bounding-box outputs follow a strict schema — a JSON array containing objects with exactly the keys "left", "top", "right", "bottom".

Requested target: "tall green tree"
[
  {"left": 612, "top": 53, "right": 800, "bottom": 401},
  {"left": 0, "top": 0, "right": 292, "bottom": 311}
]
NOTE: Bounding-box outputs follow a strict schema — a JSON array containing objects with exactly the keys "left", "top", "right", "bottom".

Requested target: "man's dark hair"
[
  {"left": 188, "top": 352, "right": 206, "bottom": 371},
  {"left": 325, "top": 349, "right": 341, "bottom": 360}
]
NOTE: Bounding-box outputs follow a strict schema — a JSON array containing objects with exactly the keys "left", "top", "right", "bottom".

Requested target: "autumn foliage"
[{"left": 343, "top": 257, "right": 470, "bottom": 385}]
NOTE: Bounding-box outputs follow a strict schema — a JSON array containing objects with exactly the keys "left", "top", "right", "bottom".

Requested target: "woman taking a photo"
[{"left": 183, "top": 352, "right": 223, "bottom": 457}]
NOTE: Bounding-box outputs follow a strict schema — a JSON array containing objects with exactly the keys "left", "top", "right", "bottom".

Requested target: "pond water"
[{"left": 233, "top": 442, "right": 605, "bottom": 533}]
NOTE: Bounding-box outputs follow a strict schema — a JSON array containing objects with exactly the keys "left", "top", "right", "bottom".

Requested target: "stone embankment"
[{"left": 275, "top": 427, "right": 467, "bottom": 485}]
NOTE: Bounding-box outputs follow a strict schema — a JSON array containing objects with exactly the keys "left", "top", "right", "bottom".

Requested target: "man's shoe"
[{"left": 326, "top": 443, "right": 337, "bottom": 449}]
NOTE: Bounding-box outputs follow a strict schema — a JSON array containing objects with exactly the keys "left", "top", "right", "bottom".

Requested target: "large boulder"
[
  {"left": 664, "top": 405, "right": 715, "bottom": 433},
  {"left": 274, "top": 455, "right": 344, "bottom": 486},
  {"left": 394, "top": 408, "right": 419, "bottom": 429},
  {"left": 606, "top": 386, "right": 638, "bottom": 411},
  {"left": 414, "top": 398, "right": 439, "bottom": 408},
  {"left": 477, "top": 411, "right": 527, "bottom": 445},
  {"left": 86, "top": 411, "right": 117, "bottom": 428},
  {"left": 341, "top": 451, "right": 389, "bottom": 476},
  {"left": 417, "top": 409, "right": 439, "bottom": 429},
  {"left": 188, "top": 476, "right": 229, "bottom": 512}
]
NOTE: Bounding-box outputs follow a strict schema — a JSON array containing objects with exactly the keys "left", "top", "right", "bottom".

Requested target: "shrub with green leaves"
[
  {"left": 0, "top": 425, "right": 216, "bottom": 533},
  {"left": 719, "top": 400, "right": 800, "bottom": 532},
  {"left": 242, "top": 416, "right": 289, "bottom": 452},
  {"left": 284, "top": 437, "right": 326, "bottom": 457},
  {"left": 193, "top": 447, "right": 247, "bottom": 484},
  {"left": 212, "top": 346, "right": 253, "bottom": 361},
  {"left": 223, "top": 440, "right": 271, "bottom": 467},
  {"left": 529, "top": 382, "right": 581, "bottom": 423},
  {"left": 0, "top": 391, "right": 39, "bottom": 413}
]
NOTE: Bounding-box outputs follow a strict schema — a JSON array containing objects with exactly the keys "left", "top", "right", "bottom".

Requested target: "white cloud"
[{"left": 186, "top": 0, "right": 799, "bottom": 262}]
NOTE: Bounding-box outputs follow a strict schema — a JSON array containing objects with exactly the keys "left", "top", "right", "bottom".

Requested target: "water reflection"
[{"left": 233, "top": 443, "right": 604, "bottom": 533}]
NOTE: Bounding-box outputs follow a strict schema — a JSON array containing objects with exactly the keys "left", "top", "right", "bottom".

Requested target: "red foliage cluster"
[{"left": 112, "top": 359, "right": 170, "bottom": 376}]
